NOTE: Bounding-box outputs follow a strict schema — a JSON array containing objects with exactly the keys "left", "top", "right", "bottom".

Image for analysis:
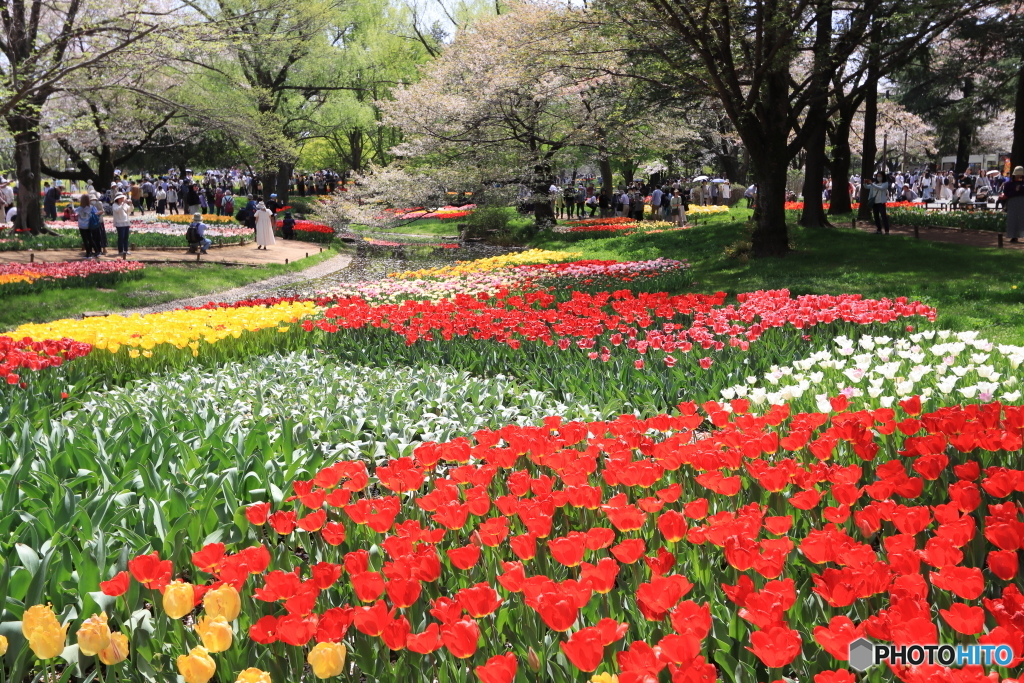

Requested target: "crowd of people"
[{"left": 547, "top": 176, "right": 737, "bottom": 227}]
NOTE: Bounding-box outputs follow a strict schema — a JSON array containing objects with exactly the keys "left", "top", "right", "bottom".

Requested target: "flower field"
[
  {"left": 0, "top": 260, "right": 145, "bottom": 294},
  {"left": 1, "top": 242, "right": 1022, "bottom": 683}
]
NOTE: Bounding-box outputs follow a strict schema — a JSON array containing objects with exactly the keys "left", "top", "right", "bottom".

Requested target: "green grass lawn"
[
  {"left": 533, "top": 208, "right": 1024, "bottom": 345},
  {"left": 389, "top": 218, "right": 461, "bottom": 237},
  {"left": 1, "top": 248, "right": 342, "bottom": 331}
]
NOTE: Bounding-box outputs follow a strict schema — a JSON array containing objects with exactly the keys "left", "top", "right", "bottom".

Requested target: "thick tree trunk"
[
  {"left": 276, "top": 162, "right": 293, "bottom": 205},
  {"left": 857, "top": 65, "right": 879, "bottom": 221},
  {"left": 533, "top": 163, "right": 555, "bottom": 225},
  {"left": 8, "top": 113, "right": 44, "bottom": 235},
  {"left": 750, "top": 155, "right": 790, "bottom": 257},
  {"left": 800, "top": 0, "right": 832, "bottom": 229},
  {"left": 800, "top": 120, "right": 831, "bottom": 227},
  {"left": 1012, "top": 47, "right": 1024, "bottom": 170},
  {"left": 828, "top": 119, "right": 854, "bottom": 216}
]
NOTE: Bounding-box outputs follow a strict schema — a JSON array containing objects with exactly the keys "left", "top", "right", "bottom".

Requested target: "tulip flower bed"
[
  {"left": 53, "top": 397, "right": 1024, "bottom": 683},
  {"left": 164, "top": 214, "right": 239, "bottom": 225},
  {"left": 721, "top": 330, "right": 1024, "bottom": 411},
  {"left": 0, "top": 259, "right": 145, "bottom": 294},
  {"left": 886, "top": 208, "right": 1006, "bottom": 233},
  {"left": 287, "top": 220, "right": 336, "bottom": 244},
  {"left": 399, "top": 205, "right": 477, "bottom": 220}
]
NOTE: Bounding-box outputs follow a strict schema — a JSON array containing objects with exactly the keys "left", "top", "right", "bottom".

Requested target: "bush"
[{"left": 462, "top": 206, "right": 537, "bottom": 244}]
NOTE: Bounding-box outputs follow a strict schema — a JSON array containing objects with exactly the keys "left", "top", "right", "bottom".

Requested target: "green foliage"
[{"left": 462, "top": 206, "right": 537, "bottom": 244}]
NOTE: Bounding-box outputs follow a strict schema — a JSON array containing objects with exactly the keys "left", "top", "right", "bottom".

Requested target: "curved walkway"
[{"left": 117, "top": 252, "right": 352, "bottom": 316}]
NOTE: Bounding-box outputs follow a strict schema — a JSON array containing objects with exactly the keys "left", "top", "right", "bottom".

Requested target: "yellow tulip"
[
  {"left": 163, "top": 580, "right": 195, "bottom": 619},
  {"left": 591, "top": 675, "right": 619, "bottom": 683},
  {"left": 77, "top": 612, "right": 111, "bottom": 656},
  {"left": 22, "top": 605, "right": 61, "bottom": 638},
  {"left": 0, "top": 634, "right": 8, "bottom": 655},
  {"left": 307, "top": 642, "right": 346, "bottom": 678},
  {"left": 203, "top": 584, "right": 241, "bottom": 621},
  {"left": 177, "top": 646, "right": 217, "bottom": 683},
  {"left": 195, "top": 615, "right": 232, "bottom": 653},
  {"left": 98, "top": 632, "right": 129, "bottom": 665},
  {"left": 235, "top": 668, "right": 272, "bottom": 683}
]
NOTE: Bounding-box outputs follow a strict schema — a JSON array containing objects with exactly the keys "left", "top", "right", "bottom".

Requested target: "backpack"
[
  {"left": 235, "top": 207, "right": 249, "bottom": 223},
  {"left": 88, "top": 208, "right": 102, "bottom": 231},
  {"left": 185, "top": 223, "right": 201, "bottom": 243}
]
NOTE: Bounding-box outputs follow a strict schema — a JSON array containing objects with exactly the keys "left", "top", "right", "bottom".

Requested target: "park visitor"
[
  {"left": 112, "top": 194, "right": 132, "bottom": 255},
  {"left": 186, "top": 213, "right": 211, "bottom": 254},
  {"left": 165, "top": 184, "right": 179, "bottom": 214},
  {"left": 254, "top": 202, "right": 276, "bottom": 250},
  {"left": 281, "top": 211, "right": 296, "bottom": 239},
  {"left": 1001, "top": 166, "right": 1024, "bottom": 244},
  {"left": 868, "top": 171, "right": 891, "bottom": 234},
  {"left": 75, "top": 194, "right": 101, "bottom": 258},
  {"left": 43, "top": 182, "right": 61, "bottom": 220},
  {"left": 670, "top": 189, "right": 686, "bottom": 227}
]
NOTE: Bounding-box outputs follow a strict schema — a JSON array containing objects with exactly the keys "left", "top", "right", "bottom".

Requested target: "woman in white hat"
[
  {"left": 112, "top": 194, "right": 132, "bottom": 255},
  {"left": 1001, "top": 166, "right": 1024, "bottom": 243},
  {"left": 254, "top": 201, "right": 276, "bottom": 249}
]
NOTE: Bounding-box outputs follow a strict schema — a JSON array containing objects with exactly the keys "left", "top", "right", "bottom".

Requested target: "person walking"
[
  {"left": 721, "top": 180, "right": 731, "bottom": 206},
  {"left": 1000, "top": 166, "right": 1024, "bottom": 243},
  {"left": 166, "top": 184, "right": 178, "bottom": 214},
  {"left": 868, "top": 171, "right": 891, "bottom": 234},
  {"left": 155, "top": 186, "right": 167, "bottom": 215},
  {"left": 670, "top": 189, "right": 686, "bottom": 227},
  {"left": 650, "top": 185, "right": 663, "bottom": 221},
  {"left": 254, "top": 201, "right": 276, "bottom": 250},
  {"left": 75, "top": 194, "right": 100, "bottom": 258},
  {"left": 186, "top": 183, "right": 202, "bottom": 216},
  {"left": 43, "top": 182, "right": 61, "bottom": 221},
  {"left": 281, "top": 211, "right": 296, "bottom": 239},
  {"left": 112, "top": 194, "right": 132, "bottom": 255}
]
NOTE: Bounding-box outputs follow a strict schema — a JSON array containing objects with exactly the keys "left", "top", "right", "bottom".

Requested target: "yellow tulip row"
[
  {"left": 9, "top": 302, "right": 318, "bottom": 356},
  {"left": 389, "top": 249, "right": 582, "bottom": 280}
]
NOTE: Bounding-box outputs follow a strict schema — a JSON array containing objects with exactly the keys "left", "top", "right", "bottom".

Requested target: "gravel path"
[{"left": 118, "top": 253, "right": 353, "bottom": 316}]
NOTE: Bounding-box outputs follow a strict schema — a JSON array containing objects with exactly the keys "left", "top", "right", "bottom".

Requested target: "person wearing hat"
[
  {"left": 281, "top": 211, "right": 296, "bottom": 239},
  {"left": 186, "top": 213, "right": 211, "bottom": 254},
  {"left": 1000, "top": 166, "right": 1024, "bottom": 243},
  {"left": 112, "top": 194, "right": 132, "bottom": 255},
  {"left": 266, "top": 193, "right": 280, "bottom": 215},
  {"left": 254, "top": 201, "right": 275, "bottom": 249}
]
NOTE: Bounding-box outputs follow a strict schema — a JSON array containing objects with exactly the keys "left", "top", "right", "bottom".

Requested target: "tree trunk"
[
  {"left": 8, "top": 112, "right": 44, "bottom": 235},
  {"left": 750, "top": 155, "right": 790, "bottom": 257},
  {"left": 600, "top": 156, "right": 614, "bottom": 215},
  {"left": 828, "top": 117, "right": 854, "bottom": 216},
  {"left": 743, "top": 67, "right": 792, "bottom": 257},
  {"left": 533, "top": 163, "right": 555, "bottom": 225},
  {"left": 799, "top": 0, "right": 832, "bottom": 229},
  {"left": 857, "top": 62, "right": 879, "bottom": 221},
  {"left": 953, "top": 122, "right": 973, "bottom": 174},
  {"left": 276, "top": 162, "right": 293, "bottom": 205},
  {"left": 800, "top": 120, "right": 831, "bottom": 227},
  {"left": 1012, "top": 45, "right": 1024, "bottom": 170}
]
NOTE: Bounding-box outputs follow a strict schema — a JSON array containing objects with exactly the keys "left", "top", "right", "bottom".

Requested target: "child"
[
  {"left": 281, "top": 211, "right": 296, "bottom": 239},
  {"left": 62, "top": 204, "right": 76, "bottom": 221}
]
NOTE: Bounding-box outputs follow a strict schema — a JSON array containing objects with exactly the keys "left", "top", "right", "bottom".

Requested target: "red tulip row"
[
  {"left": 0, "top": 335, "right": 92, "bottom": 385},
  {"left": 99, "top": 397, "right": 1024, "bottom": 683}
]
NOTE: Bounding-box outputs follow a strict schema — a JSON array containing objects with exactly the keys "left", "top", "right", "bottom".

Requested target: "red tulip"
[
  {"left": 939, "top": 603, "right": 985, "bottom": 635},
  {"left": 988, "top": 549, "right": 1019, "bottom": 580},
  {"left": 447, "top": 544, "right": 481, "bottom": 570},
  {"left": 407, "top": 624, "right": 442, "bottom": 654},
  {"left": 812, "top": 616, "right": 864, "bottom": 660},
  {"left": 100, "top": 571, "right": 130, "bottom": 597},
  {"left": 385, "top": 577, "right": 422, "bottom": 608},
  {"left": 549, "top": 532, "right": 587, "bottom": 567},
  {"left": 475, "top": 653, "right": 517, "bottom": 683},
  {"left": 509, "top": 534, "right": 537, "bottom": 560},
  {"left": 657, "top": 510, "right": 688, "bottom": 543},
  {"left": 381, "top": 615, "right": 411, "bottom": 650},
  {"left": 456, "top": 583, "right": 502, "bottom": 618},
  {"left": 321, "top": 521, "right": 347, "bottom": 545},
  {"left": 747, "top": 625, "right": 802, "bottom": 668},
  {"left": 128, "top": 552, "right": 172, "bottom": 590},
  {"left": 311, "top": 562, "right": 343, "bottom": 589},
  {"left": 580, "top": 558, "right": 619, "bottom": 594},
  {"left": 245, "top": 502, "right": 270, "bottom": 525},
  {"left": 560, "top": 627, "right": 604, "bottom": 672},
  {"left": 268, "top": 510, "right": 297, "bottom": 535},
  {"left": 610, "top": 538, "right": 646, "bottom": 564},
  {"left": 350, "top": 571, "right": 385, "bottom": 602},
  {"left": 930, "top": 565, "right": 984, "bottom": 600},
  {"left": 249, "top": 615, "right": 278, "bottom": 644},
  {"left": 353, "top": 600, "right": 391, "bottom": 637},
  {"left": 316, "top": 606, "right": 354, "bottom": 643},
  {"left": 276, "top": 614, "right": 317, "bottom": 646},
  {"left": 658, "top": 633, "right": 701, "bottom": 666},
  {"left": 440, "top": 618, "right": 480, "bottom": 658}
]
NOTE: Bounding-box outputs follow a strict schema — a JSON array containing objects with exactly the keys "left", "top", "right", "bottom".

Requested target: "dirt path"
[
  {"left": 850, "top": 220, "right": 1024, "bottom": 251},
  {"left": 0, "top": 239, "right": 329, "bottom": 266}
]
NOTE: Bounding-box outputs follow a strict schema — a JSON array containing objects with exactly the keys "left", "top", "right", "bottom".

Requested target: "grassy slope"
[
  {"left": 534, "top": 208, "right": 1024, "bottom": 345},
  {"left": 1, "top": 248, "right": 342, "bottom": 331}
]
